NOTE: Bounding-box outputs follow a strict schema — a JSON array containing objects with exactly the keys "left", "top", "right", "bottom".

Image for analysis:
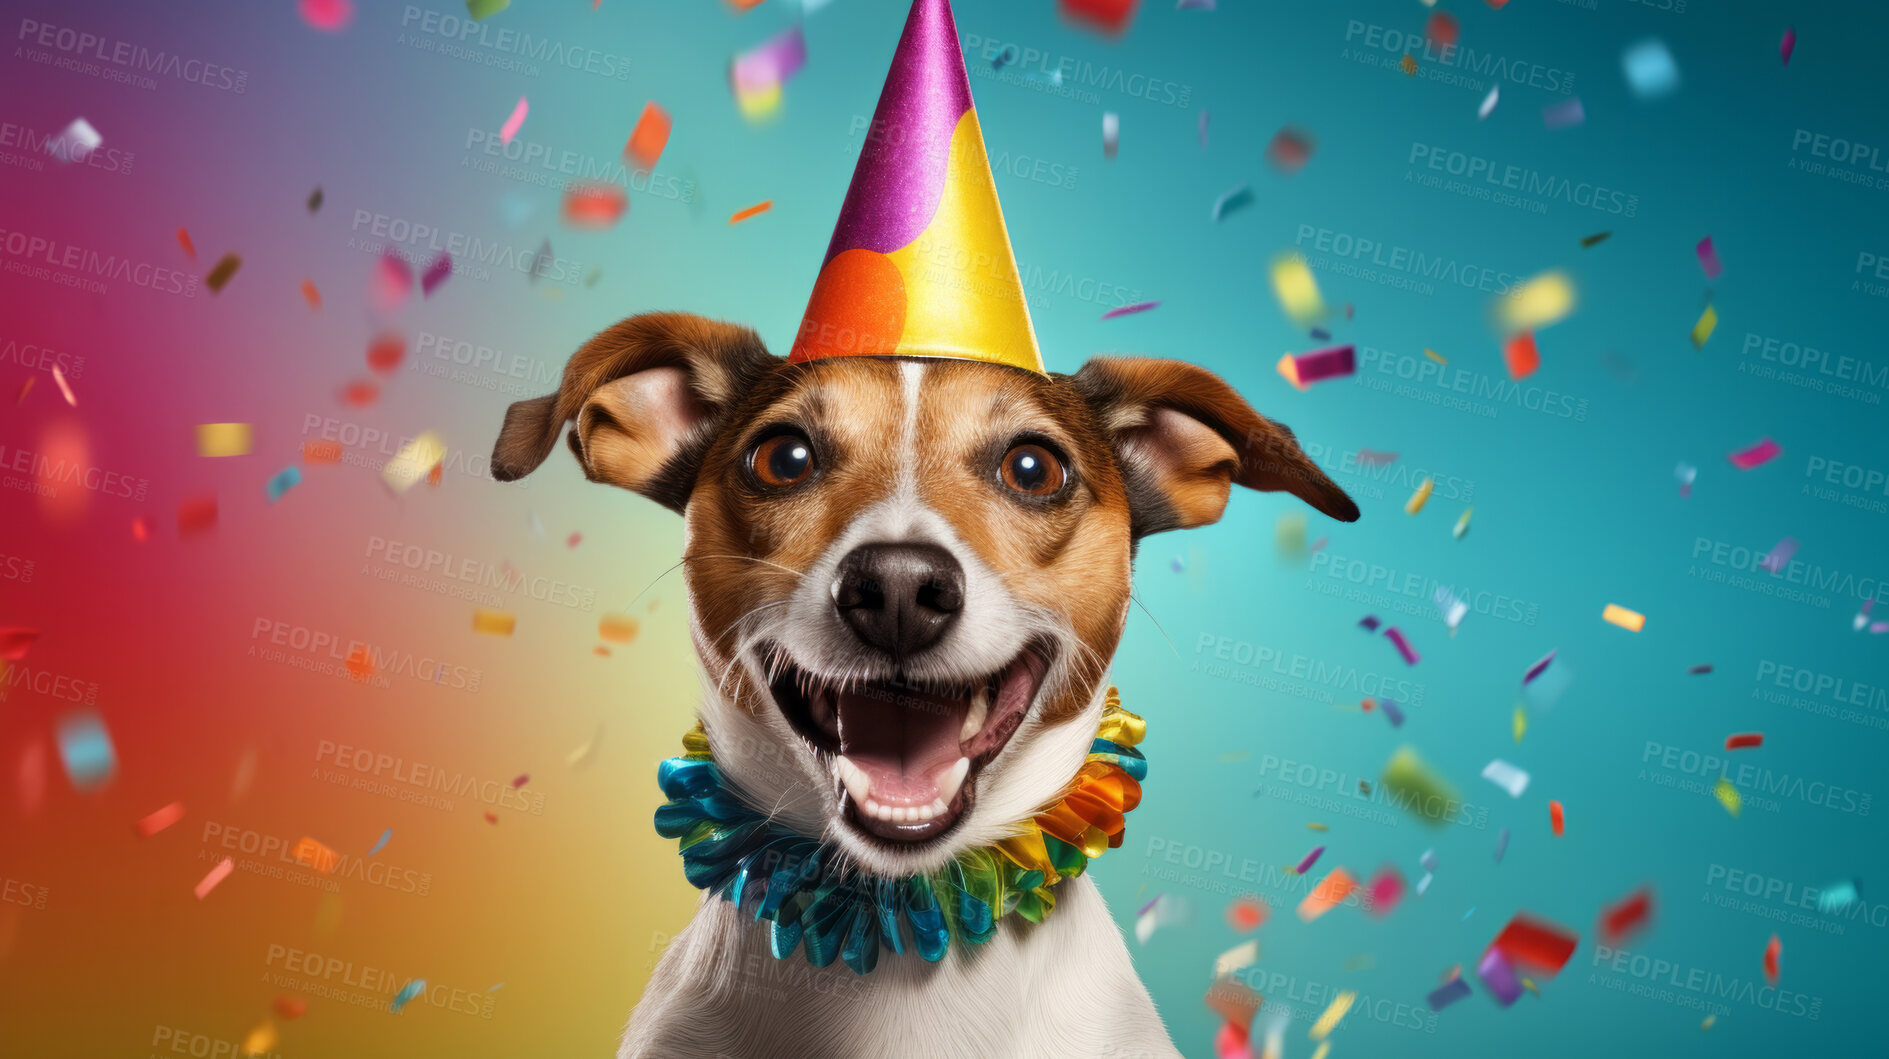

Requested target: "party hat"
[{"left": 789, "top": 0, "right": 1045, "bottom": 374}]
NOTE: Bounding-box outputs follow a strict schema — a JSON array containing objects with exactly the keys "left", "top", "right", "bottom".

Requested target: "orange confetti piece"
[
  {"left": 176, "top": 227, "right": 197, "bottom": 259},
  {"left": 474, "top": 610, "right": 517, "bottom": 636},
  {"left": 301, "top": 279, "right": 321, "bottom": 309},
  {"left": 14, "top": 376, "right": 32, "bottom": 405},
  {"left": 598, "top": 613, "right": 639, "bottom": 643},
  {"left": 729, "top": 200, "right": 773, "bottom": 225},
  {"left": 1602, "top": 604, "right": 1646, "bottom": 632},
  {"left": 484, "top": 811, "right": 500, "bottom": 824},
  {"left": 1549, "top": 800, "right": 1565, "bottom": 836},
  {"left": 344, "top": 644, "right": 374, "bottom": 679},
  {"left": 564, "top": 183, "right": 627, "bottom": 228},
  {"left": 626, "top": 101, "right": 672, "bottom": 170},
  {"left": 593, "top": 646, "right": 611, "bottom": 657},
  {"left": 273, "top": 996, "right": 307, "bottom": 1020},
  {"left": 136, "top": 801, "right": 186, "bottom": 837},
  {"left": 1763, "top": 934, "right": 1781, "bottom": 984},
  {"left": 426, "top": 461, "right": 443, "bottom": 488},
  {"left": 50, "top": 364, "right": 76, "bottom": 406},
  {"left": 1297, "top": 868, "right": 1357, "bottom": 922},
  {"left": 195, "top": 857, "right": 234, "bottom": 899},
  {"left": 303, "top": 440, "right": 342, "bottom": 464},
  {"left": 1226, "top": 895, "right": 1269, "bottom": 932},
  {"left": 292, "top": 837, "right": 340, "bottom": 873}
]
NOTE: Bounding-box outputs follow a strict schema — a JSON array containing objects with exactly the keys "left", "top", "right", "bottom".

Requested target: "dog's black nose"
[{"left": 831, "top": 543, "right": 964, "bottom": 659}]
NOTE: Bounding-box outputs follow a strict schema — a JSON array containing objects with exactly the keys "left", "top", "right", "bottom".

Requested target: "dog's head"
[{"left": 494, "top": 313, "right": 1356, "bottom": 875}]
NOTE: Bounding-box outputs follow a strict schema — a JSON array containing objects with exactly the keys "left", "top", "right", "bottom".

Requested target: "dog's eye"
[
  {"left": 751, "top": 434, "right": 816, "bottom": 488},
  {"left": 999, "top": 444, "right": 1064, "bottom": 497}
]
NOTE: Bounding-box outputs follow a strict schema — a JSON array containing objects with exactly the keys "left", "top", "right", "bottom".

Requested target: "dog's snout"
[{"left": 831, "top": 543, "right": 964, "bottom": 659}]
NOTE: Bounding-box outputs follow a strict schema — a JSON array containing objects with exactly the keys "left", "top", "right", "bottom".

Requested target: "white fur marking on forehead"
[{"left": 897, "top": 360, "right": 924, "bottom": 503}]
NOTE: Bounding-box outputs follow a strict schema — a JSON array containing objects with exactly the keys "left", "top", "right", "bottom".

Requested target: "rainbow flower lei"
[{"left": 654, "top": 688, "right": 1147, "bottom": 975}]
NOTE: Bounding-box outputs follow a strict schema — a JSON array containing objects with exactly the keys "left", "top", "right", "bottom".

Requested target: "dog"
[{"left": 490, "top": 311, "right": 1359, "bottom": 1057}]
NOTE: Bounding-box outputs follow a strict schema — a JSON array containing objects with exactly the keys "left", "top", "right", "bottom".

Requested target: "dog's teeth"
[
  {"left": 836, "top": 756, "right": 873, "bottom": 806},
  {"left": 929, "top": 798, "right": 947, "bottom": 815},
  {"left": 936, "top": 757, "right": 971, "bottom": 805},
  {"left": 960, "top": 688, "right": 989, "bottom": 742}
]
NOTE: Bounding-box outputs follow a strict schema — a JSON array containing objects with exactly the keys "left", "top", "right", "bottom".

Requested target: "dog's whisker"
[{"left": 684, "top": 553, "right": 808, "bottom": 581}]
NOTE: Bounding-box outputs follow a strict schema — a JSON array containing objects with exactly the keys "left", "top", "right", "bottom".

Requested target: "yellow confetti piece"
[
  {"left": 1312, "top": 1044, "right": 1331, "bottom": 1059},
  {"left": 1310, "top": 990, "right": 1356, "bottom": 1041},
  {"left": 1499, "top": 270, "right": 1576, "bottom": 333},
  {"left": 1701, "top": 1014, "right": 1716, "bottom": 1031},
  {"left": 382, "top": 431, "right": 445, "bottom": 494},
  {"left": 1424, "top": 348, "right": 1447, "bottom": 364},
  {"left": 1216, "top": 939, "right": 1260, "bottom": 978},
  {"left": 1307, "top": 822, "right": 1328, "bottom": 831},
  {"left": 195, "top": 423, "right": 253, "bottom": 458},
  {"left": 1602, "top": 603, "right": 1646, "bottom": 632},
  {"left": 1400, "top": 53, "right": 1418, "bottom": 75},
  {"left": 599, "top": 613, "right": 640, "bottom": 643},
  {"left": 1522, "top": 977, "right": 1540, "bottom": 996},
  {"left": 1714, "top": 776, "right": 1742, "bottom": 817},
  {"left": 1404, "top": 477, "right": 1434, "bottom": 514},
  {"left": 472, "top": 609, "right": 516, "bottom": 636},
  {"left": 1270, "top": 253, "right": 1326, "bottom": 326},
  {"left": 1691, "top": 305, "right": 1718, "bottom": 349},
  {"left": 1513, "top": 706, "right": 1527, "bottom": 743},
  {"left": 242, "top": 1020, "right": 277, "bottom": 1056}
]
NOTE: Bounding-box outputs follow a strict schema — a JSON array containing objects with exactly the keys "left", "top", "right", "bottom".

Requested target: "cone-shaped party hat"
[{"left": 789, "top": 0, "right": 1045, "bottom": 374}]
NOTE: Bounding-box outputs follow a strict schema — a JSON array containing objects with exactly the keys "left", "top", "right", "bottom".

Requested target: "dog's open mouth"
[{"left": 764, "top": 642, "right": 1052, "bottom": 845}]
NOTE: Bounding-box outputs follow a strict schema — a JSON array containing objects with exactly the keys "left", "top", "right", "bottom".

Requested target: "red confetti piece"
[
  {"left": 176, "top": 227, "right": 196, "bottom": 260},
  {"left": 18, "top": 740, "right": 47, "bottom": 818},
  {"left": 729, "top": 200, "right": 773, "bottom": 225},
  {"left": 626, "top": 101, "right": 671, "bottom": 170},
  {"left": 300, "top": 279, "right": 321, "bottom": 309},
  {"left": 136, "top": 801, "right": 186, "bottom": 838},
  {"left": 303, "top": 440, "right": 342, "bottom": 464},
  {"left": 345, "top": 645, "right": 374, "bottom": 679},
  {"left": 593, "top": 646, "right": 611, "bottom": 657},
  {"left": 298, "top": 0, "right": 353, "bottom": 31},
  {"left": 367, "top": 333, "right": 405, "bottom": 375},
  {"left": 177, "top": 495, "right": 218, "bottom": 536},
  {"left": 0, "top": 627, "right": 39, "bottom": 662},
  {"left": 1599, "top": 887, "right": 1653, "bottom": 945},
  {"left": 1213, "top": 1019, "right": 1252, "bottom": 1059},
  {"left": 566, "top": 532, "right": 582, "bottom": 548},
  {"left": 1763, "top": 934, "right": 1781, "bottom": 984},
  {"left": 1725, "top": 732, "right": 1764, "bottom": 750},
  {"left": 130, "top": 516, "right": 151, "bottom": 543},
  {"left": 1225, "top": 895, "right": 1269, "bottom": 932},
  {"left": 564, "top": 183, "right": 628, "bottom": 229},
  {"left": 1549, "top": 800, "right": 1565, "bottom": 836},
  {"left": 1058, "top": 0, "right": 1139, "bottom": 35},
  {"left": 484, "top": 811, "right": 500, "bottom": 824},
  {"left": 1367, "top": 865, "right": 1406, "bottom": 918},
  {"left": 342, "top": 379, "right": 379, "bottom": 407},
  {"left": 273, "top": 997, "right": 307, "bottom": 1020},
  {"left": 194, "top": 857, "right": 234, "bottom": 899},
  {"left": 511, "top": 773, "right": 530, "bottom": 788},
  {"left": 1426, "top": 11, "right": 1459, "bottom": 47},
  {"left": 1266, "top": 127, "right": 1315, "bottom": 175},
  {"left": 1489, "top": 914, "right": 1579, "bottom": 974},
  {"left": 1503, "top": 332, "right": 1541, "bottom": 380}
]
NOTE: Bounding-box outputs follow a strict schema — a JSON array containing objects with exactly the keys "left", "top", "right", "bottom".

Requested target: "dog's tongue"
[{"left": 836, "top": 684, "right": 968, "bottom": 806}]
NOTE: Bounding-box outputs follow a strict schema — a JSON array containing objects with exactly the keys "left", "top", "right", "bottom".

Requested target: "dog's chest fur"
[{"left": 622, "top": 875, "right": 1179, "bottom": 1059}]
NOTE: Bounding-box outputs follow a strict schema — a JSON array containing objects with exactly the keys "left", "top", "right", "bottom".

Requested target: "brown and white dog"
[{"left": 491, "top": 312, "right": 1358, "bottom": 1058}]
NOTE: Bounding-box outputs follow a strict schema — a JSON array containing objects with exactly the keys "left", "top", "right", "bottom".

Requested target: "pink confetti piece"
[
  {"left": 1296, "top": 846, "right": 1325, "bottom": 874},
  {"left": 1758, "top": 537, "right": 1799, "bottom": 573},
  {"left": 298, "top": 0, "right": 354, "bottom": 31},
  {"left": 1358, "top": 615, "right": 1382, "bottom": 632},
  {"left": 50, "top": 364, "right": 76, "bottom": 407},
  {"left": 136, "top": 801, "right": 185, "bottom": 837},
  {"left": 566, "top": 532, "right": 582, "bottom": 548},
  {"left": 421, "top": 253, "right": 452, "bottom": 296},
  {"left": 195, "top": 857, "right": 234, "bottom": 899},
  {"left": 1368, "top": 867, "right": 1406, "bottom": 917},
  {"left": 499, "top": 96, "right": 529, "bottom": 145},
  {"left": 1384, "top": 627, "right": 1420, "bottom": 666},
  {"left": 732, "top": 24, "right": 808, "bottom": 96},
  {"left": 1872, "top": 622, "right": 1889, "bottom": 635},
  {"left": 511, "top": 773, "right": 530, "bottom": 788},
  {"left": 1542, "top": 97, "right": 1585, "bottom": 129},
  {"left": 372, "top": 251, "right": 412, "bottom": 309},
  {"left": 1780, "top": 27, "right": 1796, "bottom": 66},
  {"left": 1696, "top": 236, "right": 1723, "bottom": 280},
  {"left": 1728, "top": 437, "right": 1781, "bottom": 470},
  {"left": 1523, "top": 650, "right": 1556, "bottom": 685},
  {"left": 1100, "top": 300, "right": 1160, "bottom": 321}
]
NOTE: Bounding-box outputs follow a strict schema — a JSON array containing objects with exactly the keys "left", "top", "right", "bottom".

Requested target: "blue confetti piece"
[
  {"left": 56, "top": 712, "right": 117, "bottom": 791},
  {"left": 1462, "top": 906, "right": 1477, "bottom": 921},
  {"left": 1380, "top": 699, "right": 1405, "bottom": 727},
  {"left": 1427, "top": 975, "right": 1471, "bottom": 1011},
  {"left": 367, "top": 828, "right": 392, "bottom": 857},
  {"left": 1494, "top": 827, "right": 1511, "bottom": 863},
  {"left": 265, "top": 465, "right": 301, "bottom": 503},
  {"left": 1621, "top": 39, "right": 1680, "bottom": 99},
  {"left": 391, "top": 978, "right": 425, "bottom": 1013},
  {"left": 1819, "top": 879, "right": 1859, "bottom": 912}
]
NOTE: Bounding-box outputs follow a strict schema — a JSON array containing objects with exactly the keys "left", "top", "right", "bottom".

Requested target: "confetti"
[
  {"left": 1494, "top": 827, "right": 1510, "bottom": 862},
  {"left": 274, "top": 997, "right": 307, "bottom": 1020},
  {"left": 1424, "top": 348, "right": 1447, "bottom": 365},
  {"left": 300, "top": 279, "right": 321, "bottom": 309},
  {"left": 1366, "top": 866, "right": 1405, "bottom": 917},
  {"left": 1404, "top": 477, "right": 1433, "bottom": 514},
  {"left": 484, "top": 810, "right": 500, "bottom": 824},
  {"left": 1101, "top": 111, "right": 1119, "bottom": 158},
  {"left": 1059, "top": 0, "right": 1139, "bottom": 35},
  {"left": 1513, "top": 706, "right": 1529, "bottom": 744},
  {"left": 49, "top": 364, "right": 77, "bottom": 406},
  {"left": 499, "top": 96, "right": 529, "bottom": 144},
  {"left": 1696, "top": 236, "right": 1723, "bottom": 280},
  {"left": 1297, "top": 868, "right": 1356, "bottom": 923},
  {"left": 626, "top": 101, "right": 672, "bottom": 169},
  {"left": 177, "top": 227, "right": 197, "bottom": 259},
  {"left": 205, "top": 254, "right": 242, "bottom": 293},
  {"left": 729, "top": 201, "right": 774, "bottom": 225},
  {"left": 1266, "top": 127, "right": 1315, "bottom": 175},
  {"left": 367, "top": 828, "right": 393, "bottom": 856},
  {"left": 1701, "top": 1014, "right": 1716, "bottom": 1031},
  {"left": 136, "top": 801, "right": 185, "bottom": 837},
  {"left": 1275, "top": 345, "right": 1354, "bottom": 391},
  {"left": 1357, "top": 449, "right": 1396, "bottom": 466},
  {"left": 599, "top": 613, "right": 639, "bottom": 643},
  {"left": 467, "top": 0, "right": 509, "bottom": 17},
  {"left": 1296, "top": 846, "right": 1325, "bottom": 875},
  {"left": 1482, "top": 759, "right": 1530, "bottom": 799},
  {"left": 1308, "top": 991, "right": 1355, "bottom": 1040},
  {"left": 1427, "top": 976, "right": 1472, "bottom": 1011},
  {"left": 565, "top": 183, "right": 628, "bottom": 229},
  {"left": 1689, "top": 664, "right": 1713, "bottom": 675},
  {"left": 342, "top": 379, "right": 379, "bottom": 407},
  {"left": 1502, "top": 332, "right": 1541, "bottom": 380},
  {"left": 1779, "top": 27, "right": 1796, "bottom": 65},
  {"left": 1198, "top": 109, "right": 1209, "bottom": 149},
  {"left": 1477, "top": 948, "right": 1523, "bottom": 1007},
  {"left": 421, "top": 252, "right": 452, "bottom": 296},
  {"left": 1426, "top": 11, "right": 1458, "bottom": 47},
  {"left": 298, "top": 0, "right": 353, "bottom": 31},
  {"left": 196, "top": 423, "right": 253, "bottom": 458},
  {"left": 1269, "top": 253, "right": 1324, "bottom": 324},
  {"left": 307, "top": 186, "right": 324, "bottom": 213},
  {"left": 473, "top": 609, "right": 517, "bottom": 636},
  {"left": 1549, "top": 800, "right": 1565, "bottom": 836},
  {"left": 1205, "top": 976, "right": 1262, "bottom": 1032},
  {"left": 731, "top": 25, "right": 807, "bottom": 119},
  {"left": 1542, "top": 98, "right": 1585, "bottom": 129},
  {"left": 1379, "top": 699, "right": 1405, "bottom": 727},
  {"left": 47, "top": 117, "right": 101, "bottom": 162},
  {"left": 1622, "top": 38, "right": 1680, "bottom": 98},
  {"left": 1477, "top": 84, "right": 1499, "bottom": 120},
  {"left": 1306, "top": 822, "right": 1326, "bottom": 832},
  {"left": 1101, "top": 301, "right": 1160, "bottom": 321},
  {"left": 1601, "top": 604, "right": 1645, "bottom": 632},
  {"left": 392, "top": 978, "right": 426, "bottom": 1013},
  {"left": 13, "top": 376, "right": 33, "bottom": 405},
  {"left": 1728, "top": 437, "right": 1780, "bottom": 470},
  {"left": 303, "top": 440, "right": 342, "bottom": 464},
  {"left": 1435, "top": 587, "right": 1467, "bottom": 631},
  {"left": 293, "top": 837, "right": 340, "bottom": 873},
  {"left": 1399, "top": 53, "right": 1418, "bottom": 76},
  {"left": 1580, "top": 231, "right": 1611, "bottom": 248},
  {"left": 263, "top": 466, "right": 301, "bottom": 503},
  {"left": 1714, "top": 776, "right": 1742, "bottom": 816},
  {"left": 1763, "top": 934, "right": 1781, "bottom": 984},
  {"left": 1690, "top": 305, "right": 1718, "bottom": 349},
  {"left": 0, "top": 628, "right": 38, "bottom": 661},
  {"left": 382, "top": 432, "right": 445, "bottom": 494},
  {"left": 195, "top": 857, "right": 234, "bottom": 899},
  {"left": 511, "top": 773, "right": 529, "bottom": 788},
  {"left": 1135, "top": 892, "right": 1193, "bottom": 943},
  {"left": 131, "top": 515, "right": 151, "bottom": 542},
  {"left": 1215, "top": 940, "right": 1259, "bottom": 979},
  {"left": 1818, "top": 880, "right": 1859, "bottom": 912},
  {"left": 1383, "top": 627, "right": 1420, "bottom": 665},
  {"left": 1522, "top": 650, "right": 1556, "bottom": 685},
  {"left": 1722, "top": 731, "right": 1766, "bottom": 752},
  {"left": 372, "top": 251, "right": 412, "bottom": 308},
  {"left": 1759, "top": 537, "right": 1799, "bottom": 573},
  {"left": 567, "top": 724, "right": 604, "bottom": 767},
  {"left": 1382, "top": 747, "right": 1458, "bottom": 828},
  {"left": 1490, "top": 914, "right": 1579, "bottom": 973},
  {"left": 1226, "top": 895, "right": 1269, "bottom": 932},
  {"left": 1213, "top": 184, "right": 1254, "bottom": 223},
  {"left": 1599, "top": 888, "right": 1653, "bottom": 944},
  {"left": 1500, "top": 272, "right": 1575, "bottom": 333}
]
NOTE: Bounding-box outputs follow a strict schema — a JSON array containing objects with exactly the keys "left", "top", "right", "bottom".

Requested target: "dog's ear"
[
  {"left": 1069, "top": 356, "right": 1359, "bottom": 536},
  {"left": 491, "top": 312, "right": 779, "bottom": 511}
]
